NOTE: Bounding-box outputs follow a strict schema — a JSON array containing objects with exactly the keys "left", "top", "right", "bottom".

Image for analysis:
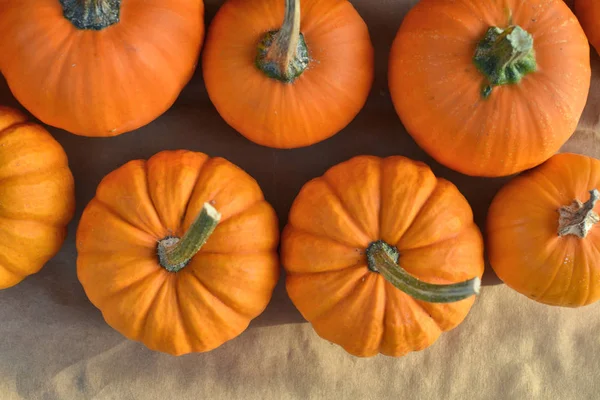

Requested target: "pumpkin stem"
[
  {"left": 60, "top": 0, "right": 121, "bottom": 30},
  {"left": 557, "top": 189, "right": 600, "bottom": 238},
  {"left": 473, "top": 25, "right": 537, "bottom": 99},
  {"left": 366, "top": 240, "right": 481, "bottom": 303},
  {"left": 157, "top": 203, "right": 221, "bottom": 273},
  {"left": 256, "top": 0, "right": 309, "bottom": 83}
]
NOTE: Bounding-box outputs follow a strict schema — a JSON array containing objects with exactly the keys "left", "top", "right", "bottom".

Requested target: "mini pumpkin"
[
  {"left": 76, "top": 150, "right": 280, "bottom": 355},
  {"left": 575, "top": 0, "right": 600, "bottom": 55},
  {"left": 488, "top": 153, "right": 600, "bottom": 307},
  {"left": 281, "top": 155, "right": 483, "bottom": 357},
  {"left": 0, "top": 0, "right": 204, "bottom": 137},
  {"left": 389, "top": 0, "right": 591, "bottom": 177},
  {"left": 202, "top": 0, "right": 374, "bottom": 149},
  {"left": 0, "top": 106, "right": 75, "bottom": 290}
]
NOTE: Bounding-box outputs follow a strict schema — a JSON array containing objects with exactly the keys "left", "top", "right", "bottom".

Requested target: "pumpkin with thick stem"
[
  {"left": 388, "top": 0, "right": 591, "bottom": 177},
  {"left": 202, "top": 0, "right": 374, "bottom": 149},
  {"left": 0, "top": 107, "right": 75, "bottom": 290},
  {"left": 76, "top": 150, "right": 280, "bottom": 355},
  {"left": 488, "top": 153, "right": 600, "bottom": 308},
  {"left": 0, "top": 0, "right": 204, "bottom": 137},
  {"left": 281, "top": 155, "right": 484, "bottom": 357},
  {"left": 575, "top": 0, "right": 600, "bottom": 55}
]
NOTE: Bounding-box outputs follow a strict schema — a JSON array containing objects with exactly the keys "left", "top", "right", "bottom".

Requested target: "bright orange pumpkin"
[
  {"left": 202, "top": 0, "right": 374, "bottom": 149},
  {"left": 575, "top": 0, "right": 600, "bottom": 55},
  {"left": 0, "top": 107, "right": 75, "bottom": 290},
  {"left": 281, "top": 155, "right": 484, "bottom": 357},
  {"left": 488, "top": 153, "right": 600, "bottom": 307},
  {"left": 0, "top": 0, "right": 204, "bottom": 137},
  {"left": 76, "top": 150, "right": 280, "bottom": 355},
  {"left": 389, "top": 0, "right": 591, "bottom": 177}
]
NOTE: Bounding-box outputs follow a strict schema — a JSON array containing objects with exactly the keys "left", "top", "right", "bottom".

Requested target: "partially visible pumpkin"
[
  {"left": 488, "top": 153, "right": 600, "bottom": 307},
  {"left": 0, "top": 106, "right": 75, "bottom": 290},
  {"left": 202, "top": 0, "right": 374, "bottom": 149},
  {"left": 0, "top": 0, "right": 204, "bottom": 137},
  {"left": 389, "top": 0, "right": 590, "bottom": 177},
  {"left": 76, "top": 150, "right": 280, "bottom": 355},
  {"left": 281, "top": 155, "right": 483, "bottom": 357},
  {"left": 575, "top": 0, "right": 600, "bottom": 55}
]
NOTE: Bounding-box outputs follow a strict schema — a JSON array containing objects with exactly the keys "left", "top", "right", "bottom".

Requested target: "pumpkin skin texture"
[
  {"left": 389, "top": 0, "right": 591, "bottom": 177},
  {"left": 76, "top": 150, "right": 280, "bottom": 355},
  {"left": 0, "top": 1, "right": 204, "bottom": 137},
  {"left": 575, "top": 0, "right": 600, "bottom": 55},
  {"left": 281, "top": 155, "right": 484, "bottom": 357},
  {"left": 487, "top": 153, "right": 600, "bottom": 308},
  {"left": 0, "top": 107, "right": 75, "bottom": 290},
  {"left": 202, "top": 0, "right": 374, "bottom": 149}
]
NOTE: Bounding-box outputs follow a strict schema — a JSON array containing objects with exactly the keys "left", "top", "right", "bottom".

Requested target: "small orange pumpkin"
[
  {"left": 575, "top": 0, "right": 600, "bottom": 55},
  {"left": 281, "top": 155, "right": 483, "bottom": 357},
  {"left": 202, "top": 0, "right": 374, "bottom": 149},
  {"left": 0, "top": 0, "right": 204, "bottom": 137},
  {"left": 0, "top": 107, "right": 75, "bottom": 290},
  {"left": 488, "top": 153, "right": 600, "bottom": 307},
  {"left": 389, "top": 0, "right": 591, "bottom": 177},
  {"left": 76, "top": 150, "right": 280, "bottom": 355}
]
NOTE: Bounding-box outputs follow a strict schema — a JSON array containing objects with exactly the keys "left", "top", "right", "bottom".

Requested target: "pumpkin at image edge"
[
  {"left": 575, "top": 0, "right": 600, "bottom": 55},
  {"left": 202, "top": 0, "right": 374, "bottom": 149},
  {"left": 389, "top": 0, "right": 591, "bottom": 177},
  {"left": 281, "top": 155, "right": 484, "bottom": 357},
  {"left": 0, "top": 0, "right": 205, "bottom": 137},
  {"left": 76, "top": 150, "right": 280, "bottom": 355}
]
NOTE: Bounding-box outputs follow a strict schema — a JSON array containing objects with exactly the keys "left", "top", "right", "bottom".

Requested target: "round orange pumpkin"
[
  {"left": 76, "top": 150, "right": 280, "bottom": 355},
  {"left": 488, "top": 152, "right": 600, "bottom": 307},
  {"left": 575, "top": 0, "right": 600, "bottom": 55},
  {"left": 0, "top": 107, "right": 75, "bottom": 290},
  {"left": 0, "top": 0, "right": 204, "bottom": 137},
  {"left": 281, "top": 155, "right": 484, "bottom": 357},
  {"left": 389, "top": 0, "right": 591, "bottom": 177},
  {"left": 202, "top": 0, "right": 374, "bottom": 149}
]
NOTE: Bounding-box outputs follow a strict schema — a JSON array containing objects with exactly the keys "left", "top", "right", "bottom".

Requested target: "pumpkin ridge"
[
  {"left": 582, "top": 241, "right": 598, "bottom": 305},
  {"left": 285, "top": 225, "right": 361, "bottom": 249},
  {"left": 406, "top": 295, "right": 441, "bottom": 331},
  {"left": 92, "top": 198, "right": 158, "bottom": 241},
  {"left": 287, "top": 263, "right": 367, "bottom": 279},
  {"left": 171, "top": 275, "right": 192, "bottom": 354},
  {"left": 139, "top": 273, "right": 171, "bottom": 348},
  {"left": 527, "top": 242, "right": 567, "bottom": 302}
]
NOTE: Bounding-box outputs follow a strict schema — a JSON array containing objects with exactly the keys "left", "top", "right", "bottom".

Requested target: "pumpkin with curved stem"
[
  {"left": 0, "top": 107, "right": 75, "bottom": 290},
  {"left": 389, "top": 0, "right": 591, "bottom": 177},
  {"left": 281, "top": 155, "right": 484, "bottom": 357},
  {"left": 202, "top": 0, "right": 374, "bottom": 149},
  {"left": 575, "top": 0, "right": 600, "bottom": 55},
  {"left": 0, "top": 0, "right": 204, "bottom": 137},
  {"left": 488, "top": 153, "right": 600, "bottom": 307},
  {"left": 76, "top": 150, "right": 280, "bottom": 355}
]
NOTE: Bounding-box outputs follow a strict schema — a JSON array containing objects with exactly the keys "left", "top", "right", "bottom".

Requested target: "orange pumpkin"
[
  {"left": 575, "top": 0, "right": 600, "bottom": 55},
  {"left": 488, "top": 153, "right": 600, "bottom": 307},
  {"left": 389, "top": 0, "right": 591, "bottom": 177},
  {"left": 76, "top": 150, "right": 280, "bottom": 355},
  {"left": 202, "top": 0, "right": 374, "bottom": 149},
  {"left": 0, "top": 107, "right": 75, "bottom": 290},
  {"left": 0, "top": 0, "right": 204, "bottom": 137},
  {"left": 281, "top": 155, "right": 484, "bottom": 357}
]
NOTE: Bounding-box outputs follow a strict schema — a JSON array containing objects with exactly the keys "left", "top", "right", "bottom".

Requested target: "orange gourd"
[
  {"left": 575, "top": 0, "right": 600, "bottom": 55},
  {"left": 202, "top": 0, "right": 374, "bottom": 149},
  {"left": 76, "top": 150, "right": 280, "bottom": 355},
  {"left": 281, "top": 155, "right": 484, "bottom": 357},
  {"left": 0, "top": 107, "right": 75, "bottom": 290},
  {"left": 389, "top": 0, "right": 591, "bottom": 177},
  {"left": 488, "top": 153, "right": 600, "bottom": 307},
  {"left": 0, "top": 0, "right": 204, "bottom": 137}
]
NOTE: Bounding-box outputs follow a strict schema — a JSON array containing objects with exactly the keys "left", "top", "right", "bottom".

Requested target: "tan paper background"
[{"left": 1, "top": 0, "right": 599, "bottom": 398}]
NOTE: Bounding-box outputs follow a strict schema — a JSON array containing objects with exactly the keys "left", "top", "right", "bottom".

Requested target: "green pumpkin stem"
[
  {"left": 60, "top": 0, "right": 121, "bottom": 30},
  {"left": 157, "top": 203, "right": 221, "bottom": 273},
  {"left": 473, "top": 25, "right": 537, "bottom": 99},
  {"left": 256, "top": 0, "right": 309, "bottom": 83},
  {"left": 557, "top": 189, "right": 600, "bottom": 238},
  {"left": 366, "top": 240, "right": 481, "bottom": 303}
]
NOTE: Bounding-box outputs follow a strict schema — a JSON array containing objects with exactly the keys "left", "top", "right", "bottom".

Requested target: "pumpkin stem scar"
[
  {"left": 366, "top": 240, "right": 481, "bottom": 303},
  {"left": 255, "top": 0, "right": 309, "bottom": 83},
  {"left": 473, "top": 25, "right": 536, "bottom": 99},
  {"left": 558, "top": 189, "right": 600, "bottom": 238},
  {"left": 60, "top": 0, "right": 121, "bottom": 30},
  {"left": 157, "top": 203, "right": 221, "bottom": 272}
]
